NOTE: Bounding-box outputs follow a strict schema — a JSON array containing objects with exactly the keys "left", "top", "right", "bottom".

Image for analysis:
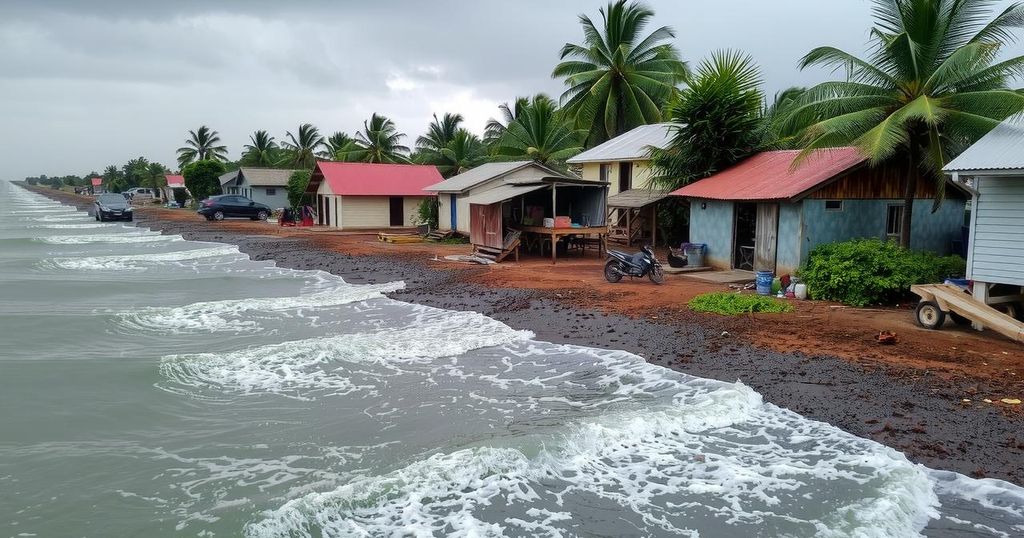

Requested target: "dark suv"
[{"left": 197, "top": 195, "right": 272, "bottom": 221}]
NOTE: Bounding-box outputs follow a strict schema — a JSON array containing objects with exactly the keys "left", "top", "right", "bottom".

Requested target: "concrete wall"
[
  {"left": 800, "top": 198, "right": 965, "bottom": 262},
  {"left": 968, "top": 176, "right": 1024, "bottom": 286},
  {"left": 688, "top": 198, "right": 735, "bottom": 269}
]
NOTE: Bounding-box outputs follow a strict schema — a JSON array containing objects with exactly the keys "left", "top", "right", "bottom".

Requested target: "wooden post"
[
  {"left": 626, "top": 210, "right": 632, "bottom": 247},
  {"left": 651, "top": 204, "right": 657, "bottom": 247}
]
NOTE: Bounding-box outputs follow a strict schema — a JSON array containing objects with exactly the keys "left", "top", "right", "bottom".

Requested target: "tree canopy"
[
  {"left": 176, "top": 126, "right": 228, "bottom": 167},
  {"left": 182, "top": 159, "right": 226, "bottom": 202},
  {"left": 488, "top": 94, "right": 587, "bottom": 167}
]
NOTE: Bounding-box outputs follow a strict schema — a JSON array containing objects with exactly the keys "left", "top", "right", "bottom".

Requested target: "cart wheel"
[
  {"left": 915, "top": 301, "right": 946, "bottom": 330},
  {"left": 950, "top": 312, "right": 971, "bottom": 326}
]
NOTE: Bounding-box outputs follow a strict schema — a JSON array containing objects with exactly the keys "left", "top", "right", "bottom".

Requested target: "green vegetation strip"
[{"left": 688, "top": 292, "right": 793, "bottom": 315}]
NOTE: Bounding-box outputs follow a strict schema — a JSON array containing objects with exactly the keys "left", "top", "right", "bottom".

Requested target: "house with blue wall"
[{"left": 671, "top": 147, "right": 967, "bottom": 275}]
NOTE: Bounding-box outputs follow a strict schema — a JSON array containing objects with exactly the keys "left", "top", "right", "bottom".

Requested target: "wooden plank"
[{"left": 754, "top": 203, "right": 779, "bottom": 272}]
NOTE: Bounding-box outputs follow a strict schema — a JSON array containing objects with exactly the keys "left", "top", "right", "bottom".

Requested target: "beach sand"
[{"left": 31, "top": 186, "right": 1024, "bottom": 485}]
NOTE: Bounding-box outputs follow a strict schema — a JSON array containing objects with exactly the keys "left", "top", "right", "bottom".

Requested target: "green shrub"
[
  {"left": 689, "top": 292, "right": 793, "bottom": 315},
  {"left": 287, "top": 170, "right": 312, "bottom": 209},
  {"left": 181, "top": 160, "right": 225, "bottom": 202},
  {"left": 799, "top": 239, "right": 965, "bottom": 307},
  {"left": 416, "top": 197, "right": 439, "bottom": 228}
]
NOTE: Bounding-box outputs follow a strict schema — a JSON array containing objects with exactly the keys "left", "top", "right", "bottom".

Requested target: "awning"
[
  {"left": 465, "top": 183, "right": 548, "bottom": 205},
  {"left": 607, "top": 189, "right": 670, "bottom": 208}
]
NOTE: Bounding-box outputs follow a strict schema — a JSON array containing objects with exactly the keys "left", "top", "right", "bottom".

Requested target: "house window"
[
  {"left": 599, "top": 163, "right": 611, "bottom": 183},
  {"left": 886, "top": 204, "right": 904, "bottom": 238},
  {"left": 266, "top": 188, "right": 276, "bottom": 196},
  {"left": 824, "top": 200, "right": 843, "bottom": 212}
]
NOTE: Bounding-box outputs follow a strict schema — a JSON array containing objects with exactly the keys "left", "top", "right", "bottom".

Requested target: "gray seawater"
[{"left": 1, "top": 181, "right": 1022, "bottom": 538}]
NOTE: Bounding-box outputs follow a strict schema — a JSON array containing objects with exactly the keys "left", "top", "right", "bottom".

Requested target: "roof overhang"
[
  {"left": 465, "top": 183, "right": 548, "bottom": 205},
  {"left": 607, "top": 188, "right": 671, "bottom": 208}
]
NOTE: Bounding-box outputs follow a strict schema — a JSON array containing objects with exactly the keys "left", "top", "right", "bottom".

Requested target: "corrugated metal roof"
[
  {"left": 307, "top": 162, "right": 443, "bottom": 196},
  {"left": 423, "top": 161, "right": 568, "bottom": 193},
  {"left": 464, "top": 183, "right": 548, "bottom": 205},
  {"left": 219, "top": 170, "right": 239, "bottom": 186},
  {"left": 239, "top": 167, "right": 296, "bottom": 187},
  {"left": 670, "top": 148, "right": 867, "bottom": 201},
  {"left": 944, "top": 114, "right": 1024, "bottom": 173},
  {"left": 607, "top": 188, "right": 670, "bottom": 208},
  {"left": 567, "top": 123, "right": 675, "bottom": 164}
]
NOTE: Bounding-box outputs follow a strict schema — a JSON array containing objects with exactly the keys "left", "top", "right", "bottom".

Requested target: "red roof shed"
[
  {"left": 90, "top": 177, "right": 103, "bottom": 187},
  {"left": 306, "top": 162, "right": 442, "bottom": 196},
  {"left": 670, "top": 148, "right": 867, "bottom": 201},
  {"left": 165, "top": 174, "right": 185, "bottom": 187}
]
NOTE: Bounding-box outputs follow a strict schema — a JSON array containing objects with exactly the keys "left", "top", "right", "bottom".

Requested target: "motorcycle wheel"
[
  {"left": 603, "top": 260, "right": 623, "bottom": 283},
  {"left": 648, "top": 265, "right": 665, "bottom": 284}
]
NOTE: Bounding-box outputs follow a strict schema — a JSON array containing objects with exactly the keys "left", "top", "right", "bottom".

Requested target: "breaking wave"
[
  {"left": 36, "top": 233, "right": 181, "bottom": 245},
  {"left": 44, "top": 245, "right": 243, "bottom": 271}
]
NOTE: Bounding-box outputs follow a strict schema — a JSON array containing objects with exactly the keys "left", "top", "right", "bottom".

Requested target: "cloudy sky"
[{"left": 2, "top": 0, "right": 1022, "bottom": 179}]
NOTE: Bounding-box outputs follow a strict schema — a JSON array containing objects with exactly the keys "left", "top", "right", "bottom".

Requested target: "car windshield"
[{"left": 98, "top": 194, "right": 125, "bottom": 204}]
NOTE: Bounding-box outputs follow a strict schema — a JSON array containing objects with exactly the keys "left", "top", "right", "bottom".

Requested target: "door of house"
[
  {"left": 754, "top": 203, "right": 779, "bottom": 272},
  {"left": 389, "top": 197, "right": 404, "bottom": 226},
  {"left": 323, "top": 196, "right": 330, "bottom": 227},
  {"left": 316, "top": 196, "right": 324, "bottom": 225},
  {"left": 618, "top": 162, "right": 632, "bottom": 193},
  {"left": 470, "top": 203, "right": 503, "bottom": 249}
]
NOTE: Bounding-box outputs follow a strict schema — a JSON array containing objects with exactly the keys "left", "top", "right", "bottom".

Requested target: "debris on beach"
[
  {"left": 876, "top": 331, "right": 898, "bottom": 345},
  {"left": 1001, "top": 398, "right": 1021, "bottom": 405}
]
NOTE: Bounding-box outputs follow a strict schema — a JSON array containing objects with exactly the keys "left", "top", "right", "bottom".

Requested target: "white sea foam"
[
  {"left": 248, "top": 395, "right": 941, "bottom": 537},
  {"left": 32, "top": 214, "right": 90, "bottom": 222},
  {"left": 45, "top": 245, "right": 243, "bottom": 271},
  {"left": 119, "top": 282, "right": 404, "bottom": 333},
  {"left": 29, "top": 223, "right": 114, "bottom": 229},
  {"left": 159, "top": 311, "right": 531, "bottom": 399},
  {"left": 37, "top": 233, "right": 180, "bottom": 245}
]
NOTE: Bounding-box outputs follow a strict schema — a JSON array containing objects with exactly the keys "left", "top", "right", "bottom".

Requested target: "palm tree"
[
  {"left": 785, "top": 0, "right": 1024, "bottom": 247},
  {"left": 416, "top": 113, "right": 464, "bottom": 153},
  {"left": 240, "top": 130, "right": 280, "bottom": 167},
  {"left": 484, "top": 97, "right": 529, "bottom": 147},
  {"left": 650, "top": 51, "right": 766, "bottom": 191},
  {"left": 552, "top": 0, "right": 689, "bottom": 147},
  {"left": 489, "top": 94, "right": 587, "bottom": 167},
  {"left": 416, "top": 128, "right": 486, "bottom": 177},
  {"left": 176, "top": 126, "right": 228, "bottom": 167},
  {"left": 281, "top": 124, "right": 325, "bottom": 169},
  {"left": 321, "top": 132, "right": 358, "bottom": 160},
  {"left": 349, "top": 114, "right": 411, "bottom": 164}
]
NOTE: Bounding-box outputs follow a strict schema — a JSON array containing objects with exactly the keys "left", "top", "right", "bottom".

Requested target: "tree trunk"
[{"left": 900, "top": 152, "right": 917, "bottom": 249}]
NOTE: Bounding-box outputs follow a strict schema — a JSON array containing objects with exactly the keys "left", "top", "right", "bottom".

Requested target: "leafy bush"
[
  {"left": 181, "top": 160, "right": 225, "bottom": 202},
  {"left": 800, "top": 239, "right": 965, "bottom": 307},
  {"left": 287, "top": 170, "right": 312, "bottom": 209},
  {"left": 689, "top": 292, "right": 793, "bottom": 315},
  {"left": 416, "top": 197, "right": 439, "bottom": 228},
  {"left": 173, "top": 188, "right": 188, "bottom": 207}
]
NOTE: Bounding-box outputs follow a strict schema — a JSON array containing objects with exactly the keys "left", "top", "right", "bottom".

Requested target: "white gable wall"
[{"left": 967, "top": 176, "right": 1024, "bottom": 286}]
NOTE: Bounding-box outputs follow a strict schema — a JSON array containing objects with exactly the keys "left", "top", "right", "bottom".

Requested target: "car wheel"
[
  {"left": 213, "top": 211, "right": 225, "bottom": 221},
  {"left": 94, "top": 212, "right": 99, "bottom": 221},
  {"left": 126, "top": 215, "right": 133, "bottom": 222},
  {"left": 256, "top": 210, "right": 269, "bottom": 221},
  {"left": 604, "top": 260, "right": 623, "bottom": 283},
  {"left": 97, "top": 212, "right": 105, "bottom": 222},
  {"left": 915, "top": 300, "right": 946, "bottom": 330}
]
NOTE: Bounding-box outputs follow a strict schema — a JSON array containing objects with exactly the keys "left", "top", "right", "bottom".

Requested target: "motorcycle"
[{"left": 604, "top": 245, "right": 664, "bottom": 284}]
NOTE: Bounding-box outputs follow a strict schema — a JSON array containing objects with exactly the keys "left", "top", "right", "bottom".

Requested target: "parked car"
[
  {"left": 125, "top": 187, "right": 157, "bottom": 200},
  {"left": 197, "top": 195, "right": 271, "bottom": 221},
  {"left": 93, "top": 193, "right": 134, "bottom": 222}
]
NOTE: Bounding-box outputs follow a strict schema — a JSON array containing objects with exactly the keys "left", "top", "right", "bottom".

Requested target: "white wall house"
[
  {"left": 219, "top": 168, "right": 294, "bottom": 209},
  {"left": 305, "top": 162, "right": 442, "bottom": 229},
  {"left": 424, "top": 161, "right": 580, "bottom": 234},
  {"left": 944, "top": 114, "right": 1024, "bottom": 313},
  {"left": 566, "top": 123, "right": 674, "bottom": 196}
]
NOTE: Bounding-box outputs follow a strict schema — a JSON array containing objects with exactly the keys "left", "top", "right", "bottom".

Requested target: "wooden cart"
[{"left": 910, "top": 283, "right": 1024, "bottom": 343}]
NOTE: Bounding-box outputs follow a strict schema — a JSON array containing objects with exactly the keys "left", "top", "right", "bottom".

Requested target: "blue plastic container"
[{"left": 755, "top": 271, "right": 774, "bottom": 296}]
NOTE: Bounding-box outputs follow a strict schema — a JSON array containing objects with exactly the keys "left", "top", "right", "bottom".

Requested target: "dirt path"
[{"left": 30, "top": 187, "right": 1024, "bottom": 484}]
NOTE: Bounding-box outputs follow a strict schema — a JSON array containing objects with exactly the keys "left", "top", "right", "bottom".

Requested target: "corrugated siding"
[
  {"left": 969, "top": 176, "right": 1024, "bottom": 285},
  {"left": 341, "top": 197, "right": 390, "bottom": 228}
]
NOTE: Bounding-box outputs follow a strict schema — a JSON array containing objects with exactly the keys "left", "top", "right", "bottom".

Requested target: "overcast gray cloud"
[{"left": 2, "top": 0, "right": 1022, "bottom": 179}]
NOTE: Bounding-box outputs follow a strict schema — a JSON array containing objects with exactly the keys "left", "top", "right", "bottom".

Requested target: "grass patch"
[{"left": 688, "top": 292, "right": 793, "bottom": 315}]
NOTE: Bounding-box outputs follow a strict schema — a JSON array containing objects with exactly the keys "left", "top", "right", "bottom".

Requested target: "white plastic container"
[
  {"left": 794, "top": 283, "right": 808, "bottom": 300},
  {"left": 542, "top": 217, "right": 555, "bottom": 228}
]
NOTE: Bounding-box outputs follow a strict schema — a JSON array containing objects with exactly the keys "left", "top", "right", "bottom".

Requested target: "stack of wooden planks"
[{"left": 377, "top": 232, "right": 424, "bottom": 244}]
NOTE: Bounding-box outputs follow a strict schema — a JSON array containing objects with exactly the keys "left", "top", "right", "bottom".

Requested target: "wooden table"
[{"left": 516, "top": 225, "right": 608, "bottom": 264}]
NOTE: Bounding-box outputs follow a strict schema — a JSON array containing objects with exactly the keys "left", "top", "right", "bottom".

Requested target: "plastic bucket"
[
  {"left": 683, "top": 243, "right": 706, "bottom": 267},
  {"left": 755, "top": 271, "right": 774, "bottom": 296}
]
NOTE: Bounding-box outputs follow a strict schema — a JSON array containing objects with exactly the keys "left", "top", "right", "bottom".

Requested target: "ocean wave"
[
  {"left": 36, "top": 233, "right": 180, "bottom": 245},
  {"left": 158, "top": 311, "right": 531, "bottom": 400},
  {"left": 43, "top": 245, "right": 243, "bottom": 271},
  {"left": 117, "top": 282, "right": 405, "bottom": 333},
  {"left": 28, "top": 223, "right": 115, "bottom": 229}
]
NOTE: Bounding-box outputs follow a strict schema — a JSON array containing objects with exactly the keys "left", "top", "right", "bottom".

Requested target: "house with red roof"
[
  {"left": 90, "top": 177, "right": 104, "bottom": 194},
  {"left": 305, "top": 162, "right": 443, "bottom": 228},
  {"left": 162, "top": 174, "right": 189, "bottom": 204},
  {"left": 671, "top": 148, "right": 967, "bottom": 275}
]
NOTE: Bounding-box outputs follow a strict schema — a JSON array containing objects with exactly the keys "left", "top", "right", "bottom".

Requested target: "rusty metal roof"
[{"left": 670, "top": 148, "right": 867, "bottom": 201}]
